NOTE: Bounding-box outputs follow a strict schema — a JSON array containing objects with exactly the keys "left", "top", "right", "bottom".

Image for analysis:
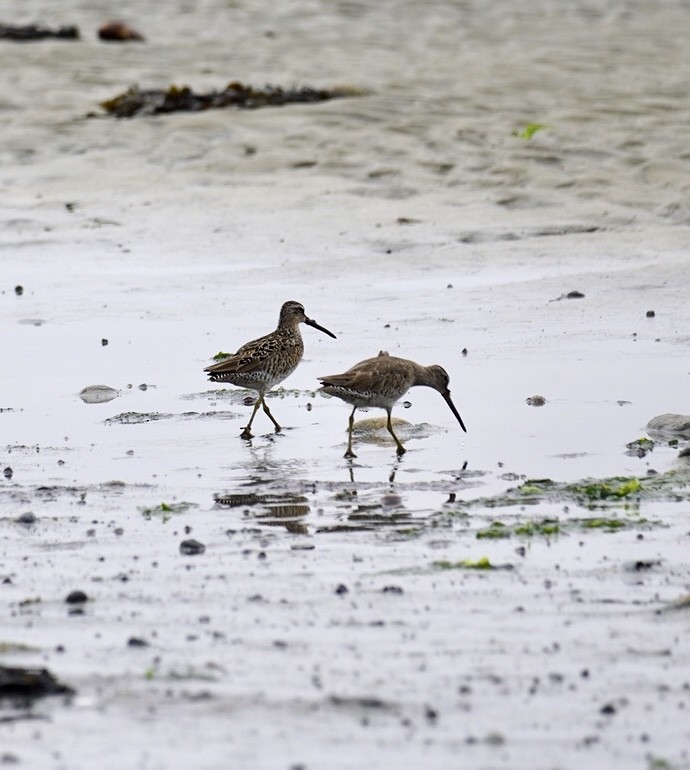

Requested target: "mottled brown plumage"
[
  {"left": 206, "top": 301, "right": 336, "bottom": 438},
  {"left": 319, "top": 351, "right": 466, "bottom": 457}
]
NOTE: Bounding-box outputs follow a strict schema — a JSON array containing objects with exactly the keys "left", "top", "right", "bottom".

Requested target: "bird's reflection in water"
[
  {"left": 319, "top": 457, "right": 427, "bottom": 533},
  {"left": 214, "top": 490, "right": 311, "bottom": 534}
]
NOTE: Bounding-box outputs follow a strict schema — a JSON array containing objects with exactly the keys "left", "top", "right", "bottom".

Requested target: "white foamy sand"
[{"left": 2, "top": 1, "right": 689, "bottom": 768}]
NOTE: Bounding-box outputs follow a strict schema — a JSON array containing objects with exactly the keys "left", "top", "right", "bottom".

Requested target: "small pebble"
[
  {"left": 335, "top": 583, "right": 349, "bottom": 595},
  {"left": 526, "top": 395, "right": 546, "bottom": 407},
  {"left": 179, "top": 539, "right": 205, "bottom": 556},
  {"left": 2, "top": 467, "right": 12, "bottom": 479},
  {"left": 646, "top": 310, "right": 655, "bottom": 318},
  {"left": 14, "top": 285, "right": 23, "bottom": 296},
  {"left": 127, "top": 637, "right": 149, "bottom": 648},
  {"left": 65, "top": 590, "right": 89, "bottom": 604}
]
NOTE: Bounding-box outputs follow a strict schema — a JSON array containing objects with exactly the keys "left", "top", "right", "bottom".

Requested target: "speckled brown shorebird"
[
  {"left": 205, "top": 301, "right": 336, "bottom": 439},
  {"left": 319, "top": 351, "right": 466, "bottom": 458}
]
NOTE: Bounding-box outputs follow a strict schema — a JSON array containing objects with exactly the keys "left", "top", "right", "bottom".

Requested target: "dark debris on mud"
[{"left": 99, "top": 82, "right": 365, "bottom": 118}]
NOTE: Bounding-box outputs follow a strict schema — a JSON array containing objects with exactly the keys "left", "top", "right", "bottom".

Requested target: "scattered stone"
[
  {"left": 551, "top": 290, "right": 585, "bottom": 301},
  {"left": 646, "top": 414, "right": 690, "bottom": 440},
  {"left": 180, "top": 539, "right": 205, "bottom": 556},
  {"left": 335, "top": 583, "right": 349, "bottom": 595},
  {"left": 425, "top": 705, "right": 439, "bottom": 722},
  {"left": 646, "top": 310, "right": 655, "bottom": 318},
  {"left": 0, "top": 665, "right": 74, "bottom": 699},
  {"left": 98, "top": 21, "right": 145, "bottom": 42},
  {"left": 600, "top": 702, "right": 616, "bottom": 715},
  {"left": 127, "top": 637, "right": 149, "bottom": 648},
  {"left": 526, "top": 395, "right": 547, "bottom": 407},
  {"left": 14, "top": 286, "right": 23, "bottom": 296},
  {"left": 625, "top": 437, "right": 655, "bottom": 457},
  {"left": 101, "top": 338, "right": 108, "bottom": 346},
  {"left": 3, "top": 467, "right": 13, "bottom": 479},
  {"left": 65, "top": 590, "right": 88, "bottom": 604},
  {"left": 78, "top": 384, "right": 119, "bottom": 404},
  {"left": 382, "top": 585, "right": 404, "bottom": 594},
  {"left": 15, "top": 512, "right": 36, "bottom": 525},
  {"left": 623, "top": 559, "right": 661, "bottom": 572}
]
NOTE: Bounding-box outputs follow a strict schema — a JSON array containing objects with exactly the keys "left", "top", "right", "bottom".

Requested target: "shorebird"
[
  {"left": 319, "top": 351, "right": 466, "bottom": 458},
  {"left": 205, "top": 301, "right": 336, "bottom": 439}
]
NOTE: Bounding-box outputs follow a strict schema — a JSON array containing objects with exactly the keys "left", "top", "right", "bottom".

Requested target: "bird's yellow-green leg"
[
  {"left": 386, "top": 409, "right": 406, "bottom": 455},
  {"left": 241, "top": 397, "right": 262, "bottom": 439},
  {"left": 261, "top": 395, "right": 282, "bottom": 433},
  {"left": 344, "top": 406, "right": 357, "bottom": 458}
]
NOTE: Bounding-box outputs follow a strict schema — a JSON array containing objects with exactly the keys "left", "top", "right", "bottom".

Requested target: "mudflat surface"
[{"left": 1, "top": 1, "right": 689, "bottom": 768}]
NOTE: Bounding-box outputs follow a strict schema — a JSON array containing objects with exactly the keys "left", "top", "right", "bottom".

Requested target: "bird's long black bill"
[
  {"left": 443, "top": 391, "right": 467, "bottom": 433},
  {"left": 305, "top": 317, "right": 337, "bottom": 339}
]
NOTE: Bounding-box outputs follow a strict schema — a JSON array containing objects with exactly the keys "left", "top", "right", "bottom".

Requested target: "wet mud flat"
[{"left": 1, "top": 365, "right": 689, "bottom": 769}]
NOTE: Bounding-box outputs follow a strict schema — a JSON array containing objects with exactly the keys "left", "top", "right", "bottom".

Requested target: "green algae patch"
[
  {"left": 476, "top": 522, "right": 511, "bottom": 539},
  {"left": 568, "top": 476, "right": 642, "bottom": 502},
  {"left": 513, "top": 519, "right": 561, "bottom": 537},
  {"left": 513, "top": 123, "right": 549, "bottom": 140},
  {"left": 433, "top": 557, "right": 498, "bottom": 570},
  {"left": 577, "top": 516, "right": 640, "bottom": 531},
  {"left": 139, "top": 501, "right": 199, "bottom": 521},
  {"left": 456, "top": 470, "right": 690, "bottom": 514},
  {"left": 476, "top": 518, "right": 561, "bottom": 540}
]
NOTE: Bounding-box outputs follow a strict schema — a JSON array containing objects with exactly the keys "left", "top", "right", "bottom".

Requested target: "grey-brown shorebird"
[
  {"left": 206, "top": 301, "right": 336, "bottom": 439},
  {"left": 319, "top": 351, "right": 466, "bottom": 458}
]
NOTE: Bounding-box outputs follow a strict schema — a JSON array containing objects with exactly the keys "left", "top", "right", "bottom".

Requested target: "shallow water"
[{"left": 2, "top": 0, "right": 690, "bottom": 767}]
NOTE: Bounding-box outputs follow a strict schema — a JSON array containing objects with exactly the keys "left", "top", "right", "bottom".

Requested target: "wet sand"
[{"left": 2, "top": 0, "right": 690, "bottom": 767}]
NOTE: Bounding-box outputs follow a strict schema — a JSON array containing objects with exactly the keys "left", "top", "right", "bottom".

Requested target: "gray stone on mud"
[
  {"left": 65, "top": 590, "right": 89, "bottom": 604},
  {"left": 180, "top": 539, "right": 205, "bottom": 555},
  {"left": 646, "top": 414, "right": 690, "bottom": 440},
  {"left": 79, "top": 384, "right": 120, "bottom": 404}
]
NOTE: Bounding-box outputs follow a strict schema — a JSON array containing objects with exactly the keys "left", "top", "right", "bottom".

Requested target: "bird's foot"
[
  {"left": 240, "top": 427, "right": 254, "bottom": 440},
  {"left": 395, "top": 445, "right": 407, "bottom": 456},
  {"left": 344, "top": 449, "right": 358, "bottom": 459}
]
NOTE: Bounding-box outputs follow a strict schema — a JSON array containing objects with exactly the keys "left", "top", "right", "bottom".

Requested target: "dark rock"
[
  {"left": 0, "top": 665, "right": 74, "bottom": 699},
  {"left": 65, "top": 590, "right": 88, "bottom": 604},
  {"left": 180, "top": 539, "right": 205, "bottom": 556},
  {"left": 98, "top": 21, "right": 145, "bottom": 42}
]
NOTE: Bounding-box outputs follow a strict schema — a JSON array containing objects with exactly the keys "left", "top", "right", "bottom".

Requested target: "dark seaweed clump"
[
  {"left": 100, "top": 81, "right": 362, "bottom": 118},
  {"left": 0, "top": 23, "right": 79, "bottom": 41}
]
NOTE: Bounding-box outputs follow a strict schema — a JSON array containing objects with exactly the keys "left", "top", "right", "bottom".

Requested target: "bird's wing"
[
  {"left": 205, "top": 332, "right": 278, "bottom": 374},
  {"left": 319, "top": 356, "right": 410, "bottom": 392}
]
